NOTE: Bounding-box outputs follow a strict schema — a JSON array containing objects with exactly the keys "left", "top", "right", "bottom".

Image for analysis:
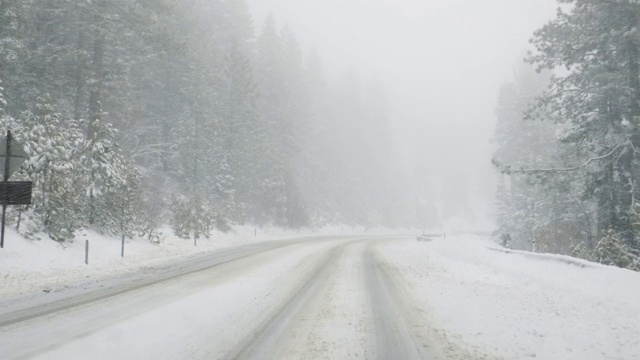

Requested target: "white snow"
[
  {"left": 2, "top": 230, "right": 639, "bottom": 359},
  {"left": 379, "top": 234, "right": 640, "bottom": 360},
  {"left": 0, "top": 225, "right": 367, "bottom": 299},
  {"left": 24, "top": 239, "right": 342, "bottom": 360}
]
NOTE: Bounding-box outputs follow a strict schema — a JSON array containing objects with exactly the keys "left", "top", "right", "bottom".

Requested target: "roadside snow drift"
[
  {"left": 379, "top": 234, "right": 640, "bottom": 360},
  {"left": 1, "top": 232, "right": 638, "bottom": 360}
]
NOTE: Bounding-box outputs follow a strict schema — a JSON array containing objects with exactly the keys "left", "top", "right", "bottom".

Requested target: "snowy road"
[
  {"left": 0, "top": 236, "right": 436, "bottom": 359},
  {"left": 1, "top": 234, "right": 638, "bottom": 359}
]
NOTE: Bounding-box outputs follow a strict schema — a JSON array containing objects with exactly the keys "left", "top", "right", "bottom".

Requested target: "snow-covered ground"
[
  {"left": 379, "top": 234, "right": 640, "bottom": 359},
  {"left": 1, "top": 231, "right": 638, "bottom": 359},
  {"left": 0, "top": 225, "right": 370, "bottom": 299}
]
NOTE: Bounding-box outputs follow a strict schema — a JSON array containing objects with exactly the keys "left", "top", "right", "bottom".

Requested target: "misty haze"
[{"left": 0, "top": 0, "right": 638, "bottom": 359}]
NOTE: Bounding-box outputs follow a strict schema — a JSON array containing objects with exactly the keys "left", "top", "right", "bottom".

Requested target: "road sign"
[
  {"left": 0, "top": 181, "right": 32, "bottom": 205},
  {"left": 0, "top": 130, "right": 33, "bottom": 249},
  {"left": 0, "top": 134, "right": 28, "bottom": 179}
]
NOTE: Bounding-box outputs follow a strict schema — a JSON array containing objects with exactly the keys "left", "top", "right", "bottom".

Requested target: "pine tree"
[
  {"left": 216, "top": 43, "right": 260, "bottom": 222},
  {"left": 593, "top": 230, "right": 639, "bottom": 270},
  {"left": 78, "top": 111, "right": 138, "bottom": 232},
  {"left": 492, "top": 64, "right": 584, "bottom": 252},
  {"left": 528, "top": 0, "right": 640, "bottom": 249},
  {"left": 254, "top": 15, "right": 294, "bottom": 225},
  {"left": 0, "top": 1, "right": 417, "bottom": 237},
  {"left": 11, "top": 97, "right": 84, "bottom": 241}
]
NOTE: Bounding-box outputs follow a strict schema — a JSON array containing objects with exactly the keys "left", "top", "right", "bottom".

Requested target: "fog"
[{"left": 247, "top": 0, "right": 557, "bottom": 229}]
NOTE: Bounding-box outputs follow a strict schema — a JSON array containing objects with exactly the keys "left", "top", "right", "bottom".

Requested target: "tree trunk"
[
  {"left": 87, "top": 11, "right": 105, "bottom": 138},
  {"left": 597, "top": 161, "right": 617, "bottom": 240},
  {"left": 73, "top": 11, "right": 88, "bottom": 121},
  {"left": 619, "top": 11, "right": 640, "bottom": 246},
  {"left": 161, "top": 61, "right": 173, "bottom": 173}
]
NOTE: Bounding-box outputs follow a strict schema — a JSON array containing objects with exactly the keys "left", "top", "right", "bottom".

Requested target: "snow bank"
[
  {"left": 380, "top": 234, "right": 640, "bottom": 360},
  {"left": 487, "top": 246, "right": 597, "bottom": 269},
  {"left": 0, "top": 225, "right": 352, "bottom": 298},
  {"left": 0, "top": 223, "right": 412, "bottom": 299}
]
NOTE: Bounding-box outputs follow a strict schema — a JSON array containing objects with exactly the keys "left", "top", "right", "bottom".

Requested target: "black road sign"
[
  {"left": 0, "top": 134, "right": 28, "bottom": 180},
  {"left": 1, "top": 130, "right": 33, "bottom": 248},
  {"left": 0, "top": 181, "right": 33, "bottom": 205}
]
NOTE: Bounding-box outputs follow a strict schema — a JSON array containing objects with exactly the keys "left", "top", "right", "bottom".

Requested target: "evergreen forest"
[
  {"left": 0, "top": 0, "right": 409, "bottom": 243},
  {"left": 493, "top": 0, "right": 640, "bottom": 270}
]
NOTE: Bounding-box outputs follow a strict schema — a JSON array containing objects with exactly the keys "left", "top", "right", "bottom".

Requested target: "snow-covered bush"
[
  {"left": 171, "top": 195, "right": 215, "bottom": 240},
  {"left": 499, "top": 233, "right": 512, "bottom": 248},
  {"left": 593, "top": 231, "right": 638, "bottom": 270},
  {"left": 570, "top": 242, "right": 593, "bottom": 262}
]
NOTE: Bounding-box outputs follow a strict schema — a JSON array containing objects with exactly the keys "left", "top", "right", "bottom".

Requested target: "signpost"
[{"left": 0, "top": 130, "right": 32, "bottom": 248}]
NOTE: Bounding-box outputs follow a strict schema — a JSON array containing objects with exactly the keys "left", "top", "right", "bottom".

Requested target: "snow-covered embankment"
[{"left": 379, "top": 234, "right": 640, "bottom": 359}]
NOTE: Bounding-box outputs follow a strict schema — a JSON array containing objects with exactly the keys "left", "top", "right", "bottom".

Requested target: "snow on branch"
[{"left": 493, "top": 144, "right": 623, "bottom": 175}]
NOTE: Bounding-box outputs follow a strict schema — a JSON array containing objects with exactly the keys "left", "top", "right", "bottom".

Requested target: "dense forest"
[
  {"left": 0, "top": 0, "right": 410, "bottom": 243},
  {"left": 493, "top": 0, "right": 640, "bottom": 270}
]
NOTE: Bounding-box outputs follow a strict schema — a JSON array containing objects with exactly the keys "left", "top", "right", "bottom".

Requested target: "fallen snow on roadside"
[
  {"left": 0, "top": 225, "right": 382, "bottom": 299},
  {"left": 8, "top": 240, "right": 343, "bottom": 360},
  {"left": 379, "top": 234, "right": 640, "bottom": 360}
]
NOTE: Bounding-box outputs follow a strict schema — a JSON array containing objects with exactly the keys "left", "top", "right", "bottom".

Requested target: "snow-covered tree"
[
  {"left": 79, "top": 111, "right": 138, "bottom": 229},
  {"left": 528, "top": 0, "right": 640, "bottom": 249},
  {"left": 10, "top": 98, "right": 83, "bottom": 241},
  {"left": 0, "top": 1, "right": 416, "bottom": 240},
  {"left": 492, "top": 64, "right": 591, "bottom": 253}
]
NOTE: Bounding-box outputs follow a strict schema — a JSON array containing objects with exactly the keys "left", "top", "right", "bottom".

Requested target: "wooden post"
[
  {"left": 121, "top": 195, "right": 125, "bottom": 258},
  {"left": 85, "top": 240, "right": 89, "bottom": 265},
  {"left": 0, "top": 204, "right": 6, "bottom": 249},
  {"left": 3, "top": 131, "right": 10, "bottom": 183},
  {"left": 0, "top": 131, "right": 11, "bottom": 249}
]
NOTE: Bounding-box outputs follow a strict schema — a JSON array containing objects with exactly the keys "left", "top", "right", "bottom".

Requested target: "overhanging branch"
[{"left": 494, "top": 144, "right": 623, "bottom": 175}]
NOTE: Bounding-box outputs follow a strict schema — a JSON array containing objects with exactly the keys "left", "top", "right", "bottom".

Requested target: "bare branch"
[{"left": 497, "top": 144, "right": 623, "bottom": 175}]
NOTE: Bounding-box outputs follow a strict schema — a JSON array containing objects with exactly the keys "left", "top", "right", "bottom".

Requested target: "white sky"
[{"left": 246, "top": 0, "right": 558, "bottom": 226}]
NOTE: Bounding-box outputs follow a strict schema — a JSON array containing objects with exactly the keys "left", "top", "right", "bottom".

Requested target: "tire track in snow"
[
  {"left": 230, "top": 236, "right": 430, "bottom": 360},
  {"left": 229, "top": 240, "right": 357, "bottom": 359},
  {"left": 1, "top": 237, "right": 352, "bottom": 360},
  {"left": 364, "top": 243, "right": 429, "bottom": 359},
  {"left": 0, "top": 238, "right": 323, "bottom": 329}
]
